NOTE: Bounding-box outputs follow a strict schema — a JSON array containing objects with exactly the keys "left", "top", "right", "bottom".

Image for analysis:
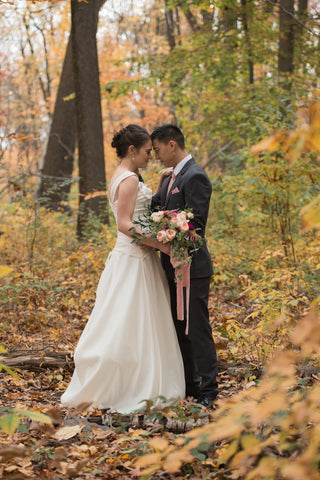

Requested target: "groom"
[{"left": 151, "top": 124, "right": 218, "bottom": 407}]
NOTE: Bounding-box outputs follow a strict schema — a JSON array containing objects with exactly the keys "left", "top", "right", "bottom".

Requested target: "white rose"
[
  {"left": 151, "top": 212, "right": 162, "bottom": 223},
  {"left": 177, "top": 212, "right": 187, "bottom": 222}
]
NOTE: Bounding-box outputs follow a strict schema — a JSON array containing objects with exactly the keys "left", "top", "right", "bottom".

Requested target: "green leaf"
[
  {"left": 0, "top": 412, "right": 21, "bottom": 435},
  {"left": 14, "top": 408, "right": 52, "bottom": 425},
  {"left": 17, "top": 423, "right": 29, "bottom": 434},
  {"left": 63, "top": 92, "right": 75, "bottom": 101}
]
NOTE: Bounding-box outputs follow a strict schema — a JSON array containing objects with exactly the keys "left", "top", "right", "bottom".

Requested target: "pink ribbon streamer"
[{"left": 170, "top": 252, "right": 190, "bottom": 335}]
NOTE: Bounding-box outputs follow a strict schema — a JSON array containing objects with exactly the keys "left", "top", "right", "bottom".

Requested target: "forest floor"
[
  {"left": 0, "top": 281, "right": 268, "bottom": 480},
  {"left": 0, "top": 207, "right": 319, "bottom": 479}
]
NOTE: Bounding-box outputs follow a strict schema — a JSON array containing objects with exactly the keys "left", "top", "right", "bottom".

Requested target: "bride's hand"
[
  {"left": 160, "top": 167, "right": 173, "bottom": 179},
  {"left": 154, "top": 168, "right": 174, "bottom": 194},
  {"left": 159, "top": 243, "right": 171, "bottom": 256}
]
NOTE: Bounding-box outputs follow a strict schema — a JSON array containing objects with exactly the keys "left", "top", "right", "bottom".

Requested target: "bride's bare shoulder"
[{"left": 108, "top": 170, "right": 138, "bottom": 201}]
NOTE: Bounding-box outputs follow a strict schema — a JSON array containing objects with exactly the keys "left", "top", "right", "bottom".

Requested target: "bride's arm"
[
  {"left": 154, "top": 167, "right": 173, "bottom": 194},
  {"left": 117, "top": 176, "right": 171, "bottom": 255}
]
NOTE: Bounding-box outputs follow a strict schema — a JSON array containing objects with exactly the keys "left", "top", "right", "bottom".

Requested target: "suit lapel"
[
  {"left": 164, "top": 158, "right": 195, "bottom": 207},
  {"left": 179, "top": 157, "right": 195, "bottom": 177}
]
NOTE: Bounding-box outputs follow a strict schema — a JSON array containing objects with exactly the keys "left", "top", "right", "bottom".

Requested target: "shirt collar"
[{"left": 173, "top": 154, "right": 192, "bottom": 176}]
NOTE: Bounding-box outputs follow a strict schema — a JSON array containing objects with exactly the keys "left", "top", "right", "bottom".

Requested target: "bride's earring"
[{"left": 131, "top": 154, "right": 135, "bottom": 162}]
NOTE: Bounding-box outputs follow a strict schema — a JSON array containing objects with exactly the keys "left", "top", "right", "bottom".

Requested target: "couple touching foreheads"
[{"left": 61, "top": 124, "right": 218, "bottom": 413}]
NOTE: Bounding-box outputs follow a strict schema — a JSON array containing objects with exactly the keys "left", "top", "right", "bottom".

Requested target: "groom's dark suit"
[{"left": 152, "top": 158, "right": 218, "bottom": 399}]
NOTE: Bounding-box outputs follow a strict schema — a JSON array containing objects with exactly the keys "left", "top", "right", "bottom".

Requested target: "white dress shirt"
[{"left": 173, "top": 154, "right": 192, "bottom": 176}]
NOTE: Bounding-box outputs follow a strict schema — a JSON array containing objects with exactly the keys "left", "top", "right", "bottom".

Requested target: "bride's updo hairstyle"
[{"left": 111, "top": 124, "right": 150, "bottom": 159}]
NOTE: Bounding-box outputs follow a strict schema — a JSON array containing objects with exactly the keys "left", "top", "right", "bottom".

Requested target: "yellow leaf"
[
  {"left": 0, "top": 266, "right": 13, "bottom": 278},
  {"left": 301, "top": 195, "right": 320, "bottom": 230},
  {"left": 250, "top": 131, "right": 287, "bottom": 155},
  {"left": 206, "top": 418, "right": 244, "bottom": 442},
  {"left": 309, "top": 101, "right": 320, "bottom": 129},
  {"left": 14, "top": 409, "right": 52, "bottom": 425},
  {"left": 305, "top": 133, "right": 320, "bottom": 153},
  {"left": 149, "top": 437, "right": 169, "bottom": 452},
  {"left": 250, "top": 392, "right": 287, "bottom": 424},
  {"left": 63, "top": 92, "right": 75, "bottom": 101},
  {"left": 246, "top": 457, "right": 279, "bottom": 479},
  {"left": 241, "top": 435, "right": 261, "bottom": 455},
  {"left": 84, "top": 191, "right": 107, "bottom": 201},
  {"left": 0, "top": 413, "right": 20, "bottom": 435},
  {"left": 219, "top": 439, "right": 239, "bottom": 463},
  {"left": 230, "top": 449, "right": 257, "bottom": 470},
  {"left": 163, "top": 454, "right": 183, "bottom": 473},
  {"left": 281, "top": 462, "right": 311, "bottom": 480},
  {"left": 135, "top": 452, "right": 161, "bottom": 468}
]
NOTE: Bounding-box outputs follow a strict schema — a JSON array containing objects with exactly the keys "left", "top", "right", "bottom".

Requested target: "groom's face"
[{"left": 152, "top": 139, "right": 175, "bottom": 167}]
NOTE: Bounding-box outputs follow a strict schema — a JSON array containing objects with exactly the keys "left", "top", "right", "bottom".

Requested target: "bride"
[{"left": 61, "top": 124, "right": 185, "bottom": 413}]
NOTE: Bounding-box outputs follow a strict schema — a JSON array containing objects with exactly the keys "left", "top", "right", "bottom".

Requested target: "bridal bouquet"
[
  {"left": 132, "top": 208, "right": 203, "bottom": 267},
  {"left": 132, "top": 208, "right": 203, "bottom": 334}
]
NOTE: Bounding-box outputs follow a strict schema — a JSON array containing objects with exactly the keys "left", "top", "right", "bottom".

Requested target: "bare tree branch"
[
  {"left": 203, "top": 141, "right": 234, "bottom": 169},
  {"left": 266, "top": 0, "right": 320, "bottom": 37}
]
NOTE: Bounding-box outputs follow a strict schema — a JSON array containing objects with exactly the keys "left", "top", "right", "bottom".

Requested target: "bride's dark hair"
[{"left": 111, "top": 124, "right": 150, "bottom": 159}]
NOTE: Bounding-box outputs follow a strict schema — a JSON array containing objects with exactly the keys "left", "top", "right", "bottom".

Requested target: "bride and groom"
[{"left": 61, "top": 124, "right": 218, "bottom": 413}]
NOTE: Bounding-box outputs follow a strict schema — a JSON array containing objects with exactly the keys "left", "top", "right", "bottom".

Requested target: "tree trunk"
[
  {"left": 175, "top": 7, "right": 181, "bottom": 45},
  {"left": 201, "top": 8, "right": 214, "bottom": 26},
  {"left": 37, "top": 0, "right": 107, "bottom": 214},
  {"left": 278, "top": 0, "right": 295, "bottom": 82},
  {"left": 71, "top": 0, "right": 109, "bottom": 239},
  {"left": 297, "top": 0, "right": 308, "bottom": 36},
  {"left": 37, "top": 34, "right": 76, "bottom": 211},
  {"left": 181, "top": 5, "right": 198, "bottom": 32},
  {"left": 241, "top": 0, "right": 254, "bottom": 84},
  {"left": 219, "top": 0, "right": 238, "bottom": 54},
  {"left": 298, "top": 0, "right": 308, "bottom": 17},
  {"left": 221, "top": 2, "right": 238, "bottom": 36},
  {"left": 164, "top": 0, "right": 176, "bottom": 50},
  {"left": 278, "top": 0, "right": 295, "bottom": 119}
]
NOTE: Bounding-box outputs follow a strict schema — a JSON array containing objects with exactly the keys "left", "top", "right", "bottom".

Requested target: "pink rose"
[
  {"left": 170, "top": 217, "right": 179, "bottom": 227},
  {"left": 179, "top": 221, "right": 189, "bottom": 232},
  {"left": 157, "top": 230, "right": 168, "bottom": 243},
  {"left": 166, "top": 229, "right": 176, "bottom": 241}
]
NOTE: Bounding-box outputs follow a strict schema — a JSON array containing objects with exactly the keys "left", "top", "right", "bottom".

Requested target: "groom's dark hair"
[{"left": 151, "top": 124, "right": 185, "bottom": 149}]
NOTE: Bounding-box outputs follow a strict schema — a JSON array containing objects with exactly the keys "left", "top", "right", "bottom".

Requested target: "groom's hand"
[{"left": 139, "top": 244, "right": 152, "bottom": 250}]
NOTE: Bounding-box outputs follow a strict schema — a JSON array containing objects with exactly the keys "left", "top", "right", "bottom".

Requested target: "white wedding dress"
[{"left": 61, "top": 171, "right": 185, "bottom": 413}]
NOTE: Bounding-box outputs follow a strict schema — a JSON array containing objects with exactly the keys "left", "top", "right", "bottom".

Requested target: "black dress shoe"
[{"left": 197, "top": 395, "right": 216, "bottom": 408}]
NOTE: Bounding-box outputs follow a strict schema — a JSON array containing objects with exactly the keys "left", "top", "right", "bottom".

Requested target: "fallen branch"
[
  {"left": 87, "top": 412, "right": 211, "bottom": 434},
  {"left": 1, "top": 351, "right": 73, "bottom": 370}
]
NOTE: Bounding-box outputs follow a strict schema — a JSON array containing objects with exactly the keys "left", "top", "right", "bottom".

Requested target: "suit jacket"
[{"left": 151, "top": 158, "right": 213, "bottom": 280}]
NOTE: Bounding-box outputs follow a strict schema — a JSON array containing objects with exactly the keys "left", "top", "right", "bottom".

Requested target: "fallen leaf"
[{"left": 52, "top": 424, "right": 84, "bottom": 441}]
